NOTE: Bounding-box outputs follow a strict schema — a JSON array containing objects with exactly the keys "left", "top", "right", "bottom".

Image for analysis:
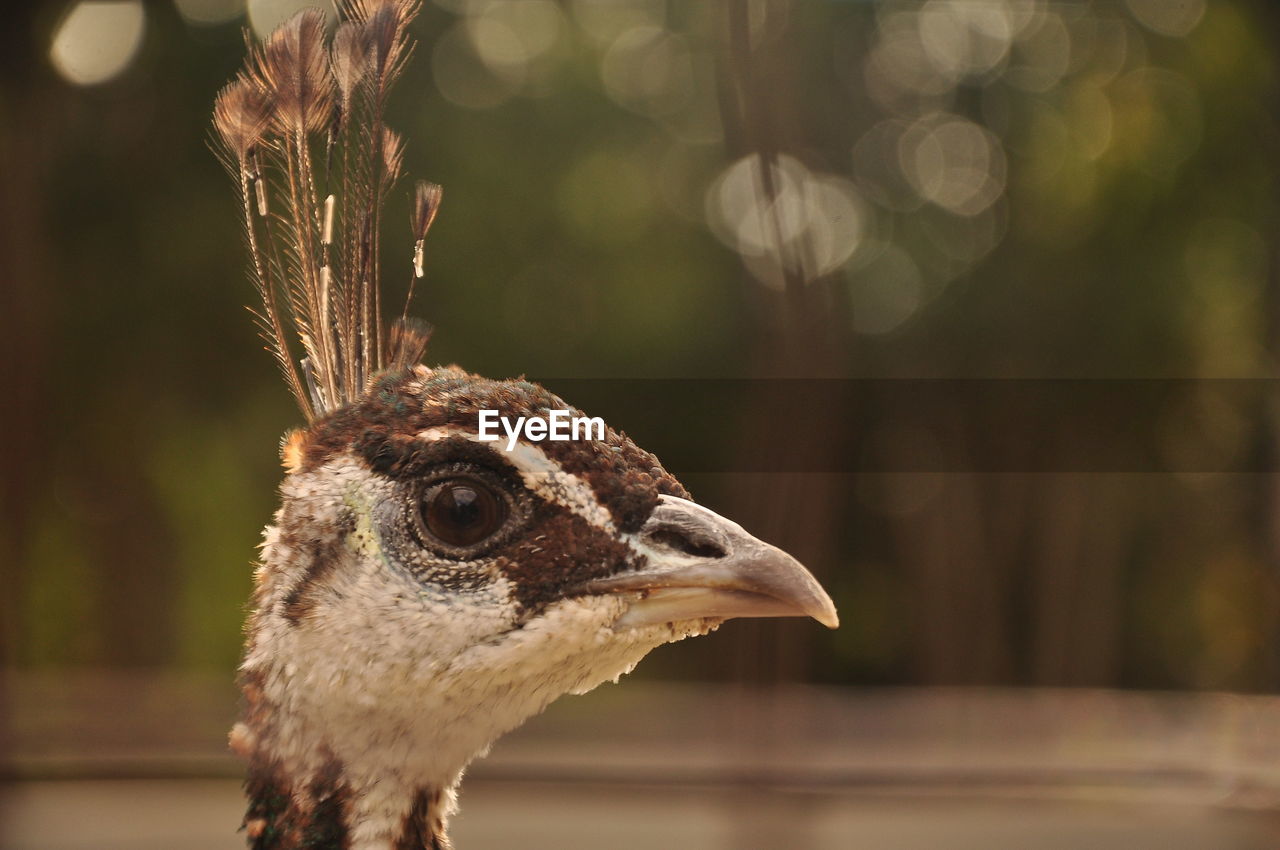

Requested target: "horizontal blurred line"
[
  {"left": 532, "top": 379, "right": 1280, "bottom": 473},
  {"left": 3, "top": 759, "right": 1275, "bottom": 809}
]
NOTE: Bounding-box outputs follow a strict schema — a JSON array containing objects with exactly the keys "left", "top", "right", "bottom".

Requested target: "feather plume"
[
  {"left": 410, "top": 180, "right": 442, "bottom": 276},
  {"left": 213, "top": 2, "right": 436, "bottom": 421},
  {"left": 330, "top": 22, "right": 370, "bottom": 121},
  {"left": 212, "top": 75, "right": 312, "bottom": 420},
  {"left": 257, "top": 10, "right": 333, "bottom": 135},
  {"left": 411, "top": 180, "right": 443, "bottom": 243},
  {"left": 212, "top": 77, "right": 272, "bottom": 164},
  {"left": 387, "top": 316, "right": 433, "bottom": 371},
  {"left": 404, "top": 181, "right": 442, "bottom": 319},
  {"left": 363, "top": 3, "right": 414, "bottom": 90},
  {"left": 381, "top": 127, "right": 404, "bottom": 188},
  {"left": 345, "top": 0, "right": 421, "bottom": 72}
]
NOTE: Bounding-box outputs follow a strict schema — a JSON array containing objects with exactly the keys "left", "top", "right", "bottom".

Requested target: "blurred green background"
[{"left": 3, "top": 0, "right": 1280, "bottom": 695}]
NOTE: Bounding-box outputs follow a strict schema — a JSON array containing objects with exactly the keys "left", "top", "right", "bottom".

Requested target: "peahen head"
[
  {"left": 235, "top": 366, "right": 836, "bottom": 848},
  {"left": 212, "top": 2, "right": 837, "bottom": 847}
]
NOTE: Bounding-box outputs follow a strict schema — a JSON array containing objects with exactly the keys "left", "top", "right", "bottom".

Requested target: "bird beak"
[{"left": 583, "top": 495, "right": 839, "bottom": 630}]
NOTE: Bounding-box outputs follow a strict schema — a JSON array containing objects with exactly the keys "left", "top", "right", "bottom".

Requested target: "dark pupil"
[{"left": 425, "top": 482, "right": 503, "bottom": 547}]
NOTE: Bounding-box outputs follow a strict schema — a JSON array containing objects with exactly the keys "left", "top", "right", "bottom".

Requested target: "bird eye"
[{"left": 419, "top": 478, "right": 508, "bottom": 549}]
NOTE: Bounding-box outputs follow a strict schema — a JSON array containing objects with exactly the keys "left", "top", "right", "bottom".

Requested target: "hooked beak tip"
[
  {"left": 589, "top": 496, "right": 841, "bottom": 632},
  {"left": 813, "top": 602, "right": 840, "bottom": 630}
]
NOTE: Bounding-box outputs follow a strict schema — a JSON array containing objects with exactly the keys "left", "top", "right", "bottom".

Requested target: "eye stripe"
[{"left": 415, "top": 428, "right": 616, "bottom": 532}]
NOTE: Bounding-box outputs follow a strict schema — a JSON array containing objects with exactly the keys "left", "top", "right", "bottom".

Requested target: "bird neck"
[
  {"left": 233, "top": 698, "right": 458, "bottom": 850},
  {"left": 237, "top": 742, "right": 454, "bottom": 850}
]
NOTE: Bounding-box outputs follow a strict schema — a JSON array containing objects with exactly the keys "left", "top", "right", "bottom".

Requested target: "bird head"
[{"left": 236, "top": 364, "right": 836, "bottom": 846}]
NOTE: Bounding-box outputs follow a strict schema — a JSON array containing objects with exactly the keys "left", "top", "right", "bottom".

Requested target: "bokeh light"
[
  {"left": 1005, "top": 10, "right": 1070, "bottom": 92},
  {"left": 918, "top": 0, "right": 1016, "bottom": 81},
  {"left": 601, "top": 26, "right": 695, "bottom": 118},
  {"left": 1109, "top": 67, "right": 1202, "bottom": 176},
  {"left": 847, "top": 243, "right": 924, "bottom": 335},
  {"left": 1125, "top": 0, "right": 1207, "bottom": 38},
  {"left": 173, "top": 0, "right": 244, "bottom": 27},
  {"left": 432, "top": 0, "right": 570, "bottom": 109},
  {"left": 50, "top": 1, "right": 147, "bottom": 87},
  {"left": 900, "top": 113, "right": 1006, "bottom": 216},
  {"left": 247, "top": 0, "right": 333, "bottom": 38},
  {"left": 705, "top": 154, "right": 867, "bottom": 289},
  {"left": 569, "top": 0, "right": 666, "bottom": 47},
  {"left": 433, "top": 20, "right": 520, "bottom": 109}
]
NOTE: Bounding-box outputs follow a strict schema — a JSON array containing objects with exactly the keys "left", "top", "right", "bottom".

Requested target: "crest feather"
[{"left": 211, "top": 3, "right": 439, "bottom": 421}]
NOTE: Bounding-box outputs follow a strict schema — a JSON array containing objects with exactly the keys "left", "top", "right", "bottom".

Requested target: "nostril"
[{"left": 647, "top": 527, "right": 727, "bottom": 559}]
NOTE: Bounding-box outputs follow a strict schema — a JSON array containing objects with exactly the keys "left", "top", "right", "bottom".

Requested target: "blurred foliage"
[{"left": 4, "top": 0, "right": 1280, "bottom": 694}]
